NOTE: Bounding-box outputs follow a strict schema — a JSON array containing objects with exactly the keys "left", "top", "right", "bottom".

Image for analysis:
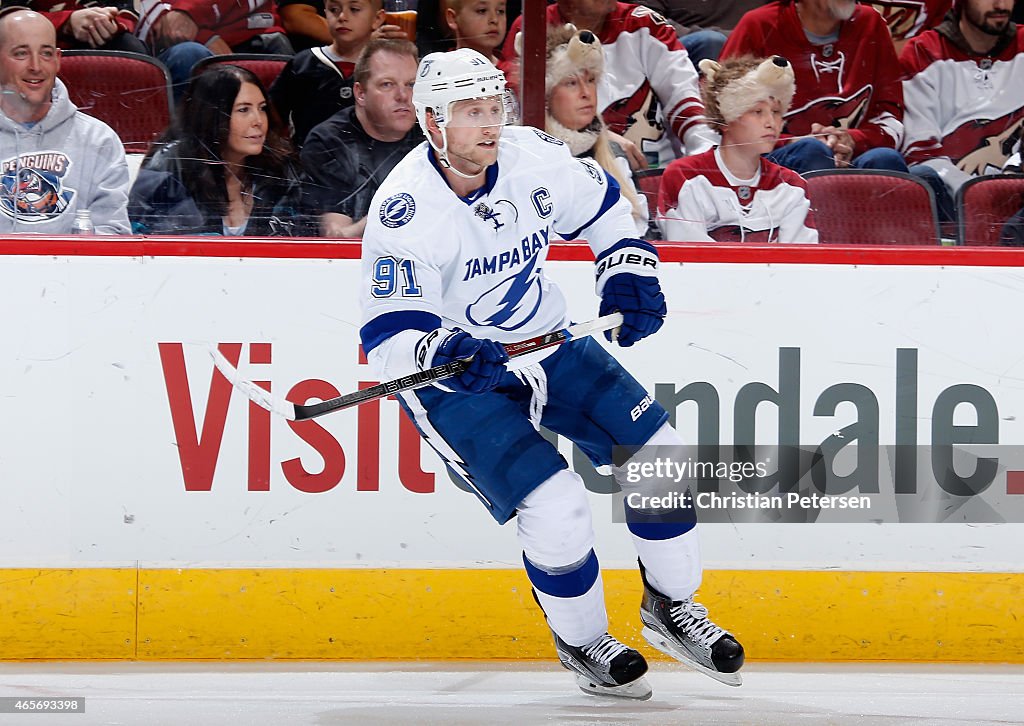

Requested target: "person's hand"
[
  {"left": 429, "top": 330, "right": 509, "bottom": 394},
  {"left": 153, "top": 10, "right": 199, "bottom": 44},
  {"left": 205, "top": 37, "right": 233, "bottom": 55},
  {"left": 599, "top": 274, "right": 666, "bottom": 347},
  {"left": 811, "top": 123, "right": 855, "bottom": 167},
  {"left": 373, "top": 24, "right": 409, "bottom": 40},
  {"left": 607, "top": 130, "right": 649, "bottom": 171},
  {"left": 68, "top": 7, "right": 119, "bottom": 47}
]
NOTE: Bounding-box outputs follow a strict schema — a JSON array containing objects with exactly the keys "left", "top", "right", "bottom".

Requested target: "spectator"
[
  {"left": 658, "top": 55, "right": 817, "bottom": 242},
  {"left": 277, "top": 0, "right": 330, "bottom": 50},
  {"left": 1006, "top": 138, "right": 1021, "bottom": 171},
  {"left": 0, "top": 9, "right": 130, "bottom": 233},
  {"left": 1001, "top": 204, "right": 1024, "bottom": 245},
  {"left": 501, "top": 0, "right": 717, "bottom": 167},
  {"left": 636, "top": 0, "right": 768, "bottom": 67},
  {"left": 128, "top": 65, "right": 309, "bottom": 235},
  {"left": 301, "top": 38, "right": 423, "bottom": 238},
  {"left": 416, "top": 0, "right": 456, "bottom": 53},
  {"left": 270, "top": 0, "right": 384, "bottom": 148},
  {"left": 865, "top": 0, "right": 951, "bottom": 52},
  {"left": 900, "top": 0, "right": 1023, "bottom": 224},
  {"left": 445, "top": 0, "right": 507, "bottom": 62},
  {"left": 136, "top": 0, "right": 294, "bottom": 98},
  {"left": 0, "top": 0, "right": 150, "bottom": 53},
  {"left": 721, "top": 0, "right": 908, "bottom": 174},
  {"left": 538, "top": 24, "right": 648, "bottom": 235}
]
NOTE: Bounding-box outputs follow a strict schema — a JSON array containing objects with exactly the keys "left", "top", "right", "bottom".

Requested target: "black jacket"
[
  {"left": 268, "top": 47, "right": 356, "bottom": 149},
  {"left": 300, "top": 106, "right": 424, "bottom": 220},
  {"left": 1002, "top": 208, "right": 1024, "bottom": 246},
  {"left": 128, "top": 141, "right": 312, "bottom": 236}
]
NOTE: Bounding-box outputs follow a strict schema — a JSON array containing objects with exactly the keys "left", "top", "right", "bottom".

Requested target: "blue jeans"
[
  {"left": 681, "top": 29, "right": 727, "bottom": 70},
  {"left": 908, "top": 164, "right": 956, "bottom": 223},
  {"left": 768, "top": 137, "right": 909, "bottom": 174},
  {"left": 158, "top": 42, "right": 213, "bottom": 102}
]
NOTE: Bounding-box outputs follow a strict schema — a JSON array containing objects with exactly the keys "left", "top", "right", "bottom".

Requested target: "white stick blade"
[{"left": 208, "top": 346, "right": 297, "bottom": 421}]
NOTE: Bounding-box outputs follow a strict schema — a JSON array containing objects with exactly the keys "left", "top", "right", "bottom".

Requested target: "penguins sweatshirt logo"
[{"left": 0, "top": 151, "right": 75, "bottom": 222}]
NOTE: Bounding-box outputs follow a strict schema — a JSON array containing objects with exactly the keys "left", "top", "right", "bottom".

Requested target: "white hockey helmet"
[{"left": 413, "top": 48, "right": 513, "bottom": 135}]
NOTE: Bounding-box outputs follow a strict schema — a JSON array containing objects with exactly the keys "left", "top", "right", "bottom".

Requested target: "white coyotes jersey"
[
  {"left": 360, "top": 126, "right": 639, "bottom": 379},
  {"left": 900, "top": 27, "right": 1024, "bottom": 174},
  {"left": 658, "top": 149, "right": 818, "bottom": 244}
]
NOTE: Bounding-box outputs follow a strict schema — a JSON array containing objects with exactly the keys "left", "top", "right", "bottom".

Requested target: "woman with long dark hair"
[{"left": 129, "top": 65, "right": 310, "bottom": 236}]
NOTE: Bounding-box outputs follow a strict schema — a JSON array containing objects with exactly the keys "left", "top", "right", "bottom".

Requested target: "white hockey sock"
[
  {"left": 527, "top": 555, "right": 609, "bottom": 647},
  {"left": 616, "top": 421, "right": 703, "bottom": 599},
  {"left": 517, "top": 469, "right": 606, "bottom": 646},
  {"left": 630, "top": 527, "right": 702, "bottom": 600}
]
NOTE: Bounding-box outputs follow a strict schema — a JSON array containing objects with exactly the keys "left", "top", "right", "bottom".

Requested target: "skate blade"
[
  {"left": 575, "top": 674, "right": 653, "bottom": 700},
  {"left": 641, "top": 626, "right": 743, "bottom": 687}
]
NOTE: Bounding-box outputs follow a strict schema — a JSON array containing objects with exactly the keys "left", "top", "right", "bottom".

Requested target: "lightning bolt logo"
[{"left": 466, "top": 254, "right": 542, "bottom": 330}]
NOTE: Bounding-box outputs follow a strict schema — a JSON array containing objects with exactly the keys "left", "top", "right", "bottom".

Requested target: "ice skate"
[
  {"left": 552, "top": 630, "right": 652, "bottom": 700},
  {"left": 639, "top": 568, "right": 745, "bottom": 687}
]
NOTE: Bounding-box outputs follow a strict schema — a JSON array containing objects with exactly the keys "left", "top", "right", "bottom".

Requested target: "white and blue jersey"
[
  {"left": 359, "top": 125, "right": 639, "bottom": 380},
  {"left": 358, "top": 125, "right": 669, "bottom": 523}
]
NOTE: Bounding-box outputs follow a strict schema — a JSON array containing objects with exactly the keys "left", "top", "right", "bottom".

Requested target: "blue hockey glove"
[
  {"left": 431, "top": 330, "right": 509, "bottom": 394},
  {"left": 599, "top": 274, "right": 667, "bottom": 346},
  {"left": 595, "top": 240, "right": 666, "bottom": 347}
]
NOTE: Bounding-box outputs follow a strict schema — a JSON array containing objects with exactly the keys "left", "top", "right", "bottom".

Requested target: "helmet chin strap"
[{"left": 431, "top": 125, "right": 487, "bottom": 180}]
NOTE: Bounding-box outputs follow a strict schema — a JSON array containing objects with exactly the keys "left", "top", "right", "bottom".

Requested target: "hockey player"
[
  {"left": 359, "top": 48, "right": 744, "bottom": 699},
  {"left": 658, "top": 55, "right": 818, "bottom": 243}
]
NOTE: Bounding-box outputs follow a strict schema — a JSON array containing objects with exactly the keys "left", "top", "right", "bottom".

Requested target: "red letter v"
[{"left": 158, "top": 343, "right": 241, "bottom": 491}]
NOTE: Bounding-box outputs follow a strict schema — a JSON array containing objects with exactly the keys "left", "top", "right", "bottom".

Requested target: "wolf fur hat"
[{"left": 699, "top": 55, "right": 796, "bottom": 128}]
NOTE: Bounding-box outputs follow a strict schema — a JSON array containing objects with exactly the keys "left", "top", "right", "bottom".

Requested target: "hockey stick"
[{"left": 210, "top": 312, "right": 624, "bottom": 421}]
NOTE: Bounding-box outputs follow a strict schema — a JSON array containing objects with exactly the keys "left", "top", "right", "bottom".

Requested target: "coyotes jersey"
[
  {"left": 137, "top": 0, "right": 285, "bottom": 47},
  {"left": 500, "top": 2, "right": 714, "bottom": 160},
  {"left": 657, "top": 149, "right": 818, "bottom": 243},
  {"left": 721, "top": 1, "right": 905, "bottom": 156},
  {"left": 360, "top": 126, "right": 639, "bottom": 380},
  {"left": 24, "top": 0, "right": 138, "bottom": 43},
  {"left": 900, "top": 24, "right": 1024, "bottom": 175},
  {"left": 864, "top": 0, "right": 950, "bottom": 41}
]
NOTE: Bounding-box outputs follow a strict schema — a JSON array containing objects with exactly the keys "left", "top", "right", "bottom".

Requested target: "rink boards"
[{"left": 1, "top": 238, "right": 1023, "bottom": 661}]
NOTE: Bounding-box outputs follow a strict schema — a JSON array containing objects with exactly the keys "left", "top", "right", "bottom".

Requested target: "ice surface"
[{"left": 1, "top": 661, "right": 1022, "bottom": 725}]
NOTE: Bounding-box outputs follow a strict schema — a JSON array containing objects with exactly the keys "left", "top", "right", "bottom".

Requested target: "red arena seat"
[
  {"left": 190, "top": 54, "right": 292, "bottom": 91},
  {"left": 803, "top": 169, "right": 941, "bottom": 245},
  {"left": 634, "top": 167, "right": 664, "bottom": 219},
  {"left": 957, "top": 174, "right": 1024, "bottom": 246},
  {"left": 58, "top": 50, "right": 173, "bottom": 154}
]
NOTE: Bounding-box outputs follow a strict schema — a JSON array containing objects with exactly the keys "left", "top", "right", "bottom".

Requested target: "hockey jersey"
[
  {"left": 136, "top": 0, "right": 285, "bottom": 48},
  {"left": 500, "top": 2, "right": 714, "bottom": 160},
  {"left": 8, "top": 0, "right": 139, "bottom": 42},
  {"left": 657, "top": 148, "right": 817, "bottom": 243},
  {"left": 864, "top": 0, "right": 949, "bottom": 41},
  {"left": 359, "top": 126, "right": 639, "bottom": 380},
  {"left": 269, "top": 47, "right": 355, "bottom": 149},
  {"left": 721, "top": 1, "right": 905, "bottom": 156},
  {"left": 900, "top": 19, "right": 1024, "bottom": 179}
]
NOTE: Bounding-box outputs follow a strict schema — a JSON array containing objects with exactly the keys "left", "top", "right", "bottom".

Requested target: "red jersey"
[
  {"left": 863, "top": 0, "right": 950, "bottom": 41},
  {"left": 721, "top": 1, "right": 904, "bottom": 156}
]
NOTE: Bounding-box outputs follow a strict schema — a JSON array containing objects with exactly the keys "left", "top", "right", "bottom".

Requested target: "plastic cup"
[{"left": 384, "top": 0, "right": 417, "bottom": 41}]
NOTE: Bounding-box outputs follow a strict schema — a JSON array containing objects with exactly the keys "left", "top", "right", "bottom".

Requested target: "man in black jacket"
[{"left": 301, "top": 38, "right": 422, "bottom": 238}]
